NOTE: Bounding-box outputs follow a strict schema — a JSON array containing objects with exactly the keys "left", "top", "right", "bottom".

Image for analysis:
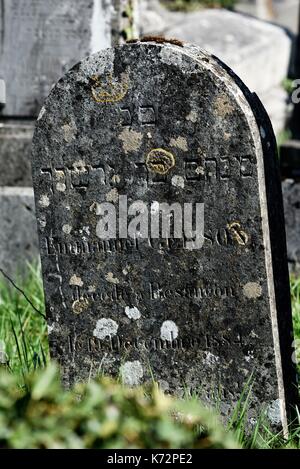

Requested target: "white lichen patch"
[
  {"left": 151, "top": 201, "right": 160, "bottom": 214},
  {"left": 47, "top": 322, "right": 56, "bottom": 335},
  {"left": 195, "top": 166, "right": 204, "bottom": 176},
  {"left": 186, "top": 109, "right": 197, "bottom": 123},
  {"left": 170, "top": 136, "right": 188, "bottom": 151},
  {"left": 106, "top": 188, "right": 119, "bottom": 203},
  {"left": 88, "top": 285, "right": 96, "bottom": 293},
  {"left": 160, "top": 320, "right": 178, "bottom": 341},
  {"left": 62, "top": 121, "right": 77, "bottom": 143},
  {"left": 62, "top": 224, "right": 72, "bottom": 235},
  {"left": 267, "top": 399, "right": 281, "bottom": 425},
  {"left": 245, "top": 350, "right": 254, "bottom": 362},
  {"left": 38, "top": 215, "right": 47, "bottom": 229},
  {"left": 93, "top": 318, "right": 118, "bottom": 340},
  {"left": 243, "top": 282, "right": 262, "bottom": 299},
  {"left": 72, "top": 298, "right": 89, "bottom": 314},
  {"left": 82, "top": 226, "right": 90, "bottom": 236},
  {"left": 56, "top": 182, "right": 66, "bottom": 192},
  {"left": 72, "top": 160, "right": 86, "bottom": 172},
  {"left": 125, "top": 306, "right": 141, "bottom": 320},
  {"left": 37, "top": 106, "right": 46, "bottom": 121},
  {"left": 120, "top": 360, "right": 143, "bottom": 386},
  {"left": 122, "top": 265, "right": 131, "bottom": 275},
  {"left": 69, "top": 274, "right": 83, "bottom": 287},
  {"left": 203, "top": 352, "right": 220, "bottom": 367},
  {"left": 119, "top": 128, "right": 143, "bottom": 154},
  {"left": 89, "top": 201, "right": 99, "bottom": 213},
  {"left": 105, "top": 272, "right": 119, "bottom": 284},
  {"left": 171, "top": 175, "right": 185, "bottom": 188},
  {"left": 39, "top": 195, "right": 50, "bottom": 207}
]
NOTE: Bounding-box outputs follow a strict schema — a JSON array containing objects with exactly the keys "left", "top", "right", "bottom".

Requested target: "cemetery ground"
[{"left": 0, "top": 263, "right": 299, "bottom": 449}]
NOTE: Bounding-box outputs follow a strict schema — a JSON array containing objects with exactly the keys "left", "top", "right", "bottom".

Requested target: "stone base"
[
  {"left": 0, "top": 187, "right": 39, "bottom": 278},
  {"left": 0, "top": 120, "right": 34, "bottom": 186}
]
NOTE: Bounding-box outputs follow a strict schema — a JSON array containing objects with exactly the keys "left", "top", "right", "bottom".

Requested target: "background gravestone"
[
  {"left": 32, "top": 41, "right": 296, "bottom": 432},
  {"left": 0, "top": 0, "right": 136, "bottom": 276}
]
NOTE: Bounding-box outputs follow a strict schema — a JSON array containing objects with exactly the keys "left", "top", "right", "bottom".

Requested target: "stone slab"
[
  {"left": 32, "top": 42, "right": 296, "bottom": 432},
  {"left": 0, "top": 187, "right": 39, "bottom": 277},
  {"left": 282, "top": 179, "right": 300, "bottom": 273},
  {"left": 0, "top": 121, "right": 34, "bottom": 186},
  {"left": 0, "top": 0, "right": 118, "bottom": 117}
]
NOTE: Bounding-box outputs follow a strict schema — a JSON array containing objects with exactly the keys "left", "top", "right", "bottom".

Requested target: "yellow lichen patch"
[
  {"left": 214, "top": 94, "right": 234, "bottom": 118},
  {"left": 170, "top": 136, "right": 188, "bottom": 152},
  {"left": 106, "top": 188, "right": 119, "bottom": 203},
  {"left": 227, "top": 221, "right": 249, "bottom": 246},
  {"left": 91, "top": 72, "right": 129, "bottom": 103},
  {"left": 62, "top": 121, "right": 77, "bottom": 143},
  {"left": 72, "top": 298, "right": 89, "bottom": 314},
  {"left": 146, "top": 148, "right": 175, "bottom": 175},
  {"left": 69, "top": 274, "right": 83, "bottom": 287},
  {"left": 111, "top": 174, "right": 121, "bottom": 184},
  {"left": 119, "top": 128, "right": 143, "bottom": 154},
  {"left": 105, "top": 272, "right": 119, "bottom": 284}
]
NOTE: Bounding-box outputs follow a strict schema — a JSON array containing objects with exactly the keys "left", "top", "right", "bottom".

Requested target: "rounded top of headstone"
[{"left": 33, "top": 41, "right": 270, "bottom": 168}]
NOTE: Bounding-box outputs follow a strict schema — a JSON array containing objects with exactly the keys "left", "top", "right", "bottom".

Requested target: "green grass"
[
  {"left": 161, "top": 0, "right": 237, "bottom": 12},
  {"left": 0, "top": 262, "right": 48, "bottom": 383},
  {"left": 291, "top": 276, "right": 300, "bottom": 355},
  {"left": 0, "top": 263, "right": 299, "bottom": 448}
]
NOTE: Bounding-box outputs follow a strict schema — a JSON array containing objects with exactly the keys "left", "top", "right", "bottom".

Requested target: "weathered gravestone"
[{"left": 32, "top": 41, "right": 296, "bottom": 432}]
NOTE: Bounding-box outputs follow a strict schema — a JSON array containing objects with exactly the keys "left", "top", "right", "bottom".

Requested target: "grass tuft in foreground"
[
  {"left": 0, "top": 262, "right": 48, "bottom": 383},
  {"left": 0, "top": 364, "right": 239, "bottom": 449}
]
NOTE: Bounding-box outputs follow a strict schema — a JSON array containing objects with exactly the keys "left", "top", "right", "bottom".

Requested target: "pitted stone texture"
[
  {"left": 0, "top": 122, "right": 33, "bottom": 186},
  {"left": 32, "top": 42, "right": 296, "bottom": 432},
  {"left": 0, "top": 187, "right": 39, "bottom": 276}
]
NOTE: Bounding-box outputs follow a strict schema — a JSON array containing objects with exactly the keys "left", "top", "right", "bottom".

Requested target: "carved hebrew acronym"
[{"left": 32, "top": 42, "right": 297, "bottom": 433}]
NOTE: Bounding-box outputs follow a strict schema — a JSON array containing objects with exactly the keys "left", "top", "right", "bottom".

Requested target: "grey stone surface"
[
  {"left": 0, "top": 187, "right": 39, "bottom": 276},
  {"left": 282, "top": 179, "right": 300, "bottom": 273},
  {"left": 0, "top": 79, "right": 6, "bottom": 106},
  {"left": 32, "top": 42, "right": 296, "bottom": 432},
  {"left": 0, "top": 0, "right": 131, "bottom": 117},
  {"left": 0, "top": 121, "right": 33, "bottom": 186},
  {"left": 139, "top": 4, "right": 292, "bottom": 134},
  {"left": 236, "top": 0, "right": 300, "bottom": 34}
]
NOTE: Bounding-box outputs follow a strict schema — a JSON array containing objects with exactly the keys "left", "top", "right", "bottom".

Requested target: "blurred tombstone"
[
  {"left": 0, "top": 0, "right": 137, "bottom": 117},
  {"left": 281, "top": 5, "right": 300, "bottom": 274},
  {"left": 0, "top": 79, "right": 6, "bottom": 108},
  {"left": 0, "top": 0, "right": 137, "bottom": 277}
]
